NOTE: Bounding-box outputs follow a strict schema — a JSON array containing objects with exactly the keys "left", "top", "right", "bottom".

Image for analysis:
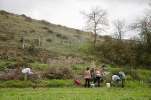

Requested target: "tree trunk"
[{"left": 93, "top": 23, "right": 97, "bottom": 47}]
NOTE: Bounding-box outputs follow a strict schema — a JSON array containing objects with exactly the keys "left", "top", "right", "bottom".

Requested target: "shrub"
[
  {"left": 42, "top": 26, "right": 49, "bottom": 30},
  {"left": 122, "top": 68, "right": 140, "bottom": 80},
  {"left": 0, "top": 35, "right": 7, "bottom": 41},
  {"left": 47, "top": 29, "right": 53, "bottom": 33},
  {"left": 5, "top": 15, "right": 9, "bottom": 18},
  {"left": 25, "top": 17, "right": 32, "bottom": 22},
  {"left": 0, "top": 10, "right": 10, "bottom": 15},
  {"left": 0, "top": 64, "right": 5, "bottom": 71},
  {"left": 40, "top": 20, "right": 52, "bottom": 25},
  {"left": 0, "top": 67, "right": 41, "bottom": 81},
  {"left": 56, "top": 33, "right": 62, "bottom": 38},
  {"left": 126, "top": 74, "right": 133, "bottom": 81},
  {"left": 29, "top": 29, "right": 35, "bottom": 33},
  {"left": 62, "top": 35, "right": 68, "bottom": 40},
  {"left": 46, "top": 39, "right": 52, "bottom": 42},
  {"left": 28, "top": 45, "right": 35, "bottom": 54},
  {"left": 21, "top": 14, "right": 27, "bottom": 17},
  {"left": 0, "top": 68, "right": 22, "bottom": 80},
  {"left": 43, "top": 64, "right": 74, "bottom": 79},
  {"left": 0, "top": 32, "right": 15, "bottom": 41},
  {"left": 75, "top": 29, "right": 82, "bottom": 34},
  {"left": 74, "top": 35, "right": 81, "bottom": 39}
]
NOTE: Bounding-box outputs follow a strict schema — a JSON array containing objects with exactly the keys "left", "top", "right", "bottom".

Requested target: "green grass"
[
  {"left": 0, "top": 87, "right": 151, "bottom": 100},
  {"left": 29, "top": 63, "right": 50, "bottom": 71},
  {"left": 0, "top": 79, "right": 76, "bottom": 88},
  {"left": 137, "top": 69, "right": 151, "bottom": 80}
]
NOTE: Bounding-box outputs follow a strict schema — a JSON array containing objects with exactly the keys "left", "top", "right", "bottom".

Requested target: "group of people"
[
  {"left": 84, "top": 64, "right": 126, "bottom": 88},
  {"left": 84, "top": 65, "right": 102, "bottom": 87},
  {"left": 21, "top": 65, "right": 126, "bottom": 88}
]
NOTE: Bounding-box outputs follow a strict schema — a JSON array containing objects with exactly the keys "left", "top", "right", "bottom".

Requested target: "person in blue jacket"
[{"left": 112, "top": 74, "right": 120, "bottom": 87}]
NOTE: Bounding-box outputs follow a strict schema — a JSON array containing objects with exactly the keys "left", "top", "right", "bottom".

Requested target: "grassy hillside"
[
  {"left": 0, "top": 10, "right": 106, "bottom": 63},
  {"left": 1, "top": 11, "right": 151, "bottom": 90}
]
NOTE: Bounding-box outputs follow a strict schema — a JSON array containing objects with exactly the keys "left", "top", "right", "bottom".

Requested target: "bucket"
[
  {"left": 90, "top": 84, "right": 95, "bottom": 88},
  {"left": 106, "top": 83, "right": 110, "bottom": 88}
]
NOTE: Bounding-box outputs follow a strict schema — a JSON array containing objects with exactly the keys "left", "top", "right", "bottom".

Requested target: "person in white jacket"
[{"left": 22, "top": 68, "right": 34, "bottom": 81}]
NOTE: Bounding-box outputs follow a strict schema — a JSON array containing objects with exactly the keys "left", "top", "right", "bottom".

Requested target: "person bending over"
[
  {"left": 22, "top": 67, "right": 34, "bottom": 82},
  {"left": 112, "top": 74, "right": 120, "bottom": 87}
]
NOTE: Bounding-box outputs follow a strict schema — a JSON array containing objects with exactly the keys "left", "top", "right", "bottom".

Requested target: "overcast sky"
[{"left": 0, "top": 0, "right": 150, "bottom": 39}]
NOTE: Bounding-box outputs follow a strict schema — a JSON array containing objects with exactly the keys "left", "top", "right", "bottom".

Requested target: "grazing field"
[{"left": 0, "top": 87, "right": 151, "bottom": 100}]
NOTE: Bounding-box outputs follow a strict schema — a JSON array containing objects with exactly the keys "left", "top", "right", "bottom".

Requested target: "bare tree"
[
  {"left": 113, "top": 20, "right": 126, "bottom": 40},
  {"left": 134, "top": 18, "right": 151, "bottom": 42},
  {"left": 128, "top": 2, "right": 151, "bottom": 67},
  {"left": 81, "top": 6, "right": 108, "bottom": 46},
  {"left": 128, "top": 2, "right": 151, "bottom": 43}
]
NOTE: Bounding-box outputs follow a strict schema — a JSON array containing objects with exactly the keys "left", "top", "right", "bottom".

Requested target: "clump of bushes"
[
  {"left": 0, "top": 35, "right": 7, "bottom": 41},
  {"left": 0, "top": 10, "right": 10, "bottom": 15},
  {"left": 56, "top": 33, "right": 62, "bottom": 38},
  {"left": 122, "top": 68, "right": 140, "bottom": 80},
  {"left": 28, "top": 45, "right": 35, "bottom": 54},
  {"left": 21, "top": 14, "right": 32, "bottom": 22},
  {"left": 0, "top": 67, "right": 40, "bottom": 81},
  {"left": 43, "top": 64, "right": 74, "bottom": 79},
  {"left": 42, "top": 26, "right": 49, "bottom": 30},
  {"left": 29, "top": 29, "right": 35, "bottom": 33},
  {"left": 62, "top": 35, "right": 68, "bottom": 40},
  {"left": 40, "top": 20, "right": 52, "bottom": 26},
  {"left": 0, "top": 68, "right": 23, "bottom": 80},
  {"left": 47, "top": 29, "right": 53, "bottom": 33},
  {"left": 24, "top": 17, "right": 32, "bottom": 22},
  {"left": 0, "top": 32, "right": 15, "bottom": 41},
  {"left": 46, "top": 39, "right": 52, "bottom": 42}
]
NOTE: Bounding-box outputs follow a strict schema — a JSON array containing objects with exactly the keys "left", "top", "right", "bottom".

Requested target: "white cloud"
[{"left": 0, "top": 0, "right": 150, "bottom": 39}]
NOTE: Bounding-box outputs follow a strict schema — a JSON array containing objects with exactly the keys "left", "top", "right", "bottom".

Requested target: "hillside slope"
[{"left": 0, "top": 10, "right": 104, "bottom": 64}]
